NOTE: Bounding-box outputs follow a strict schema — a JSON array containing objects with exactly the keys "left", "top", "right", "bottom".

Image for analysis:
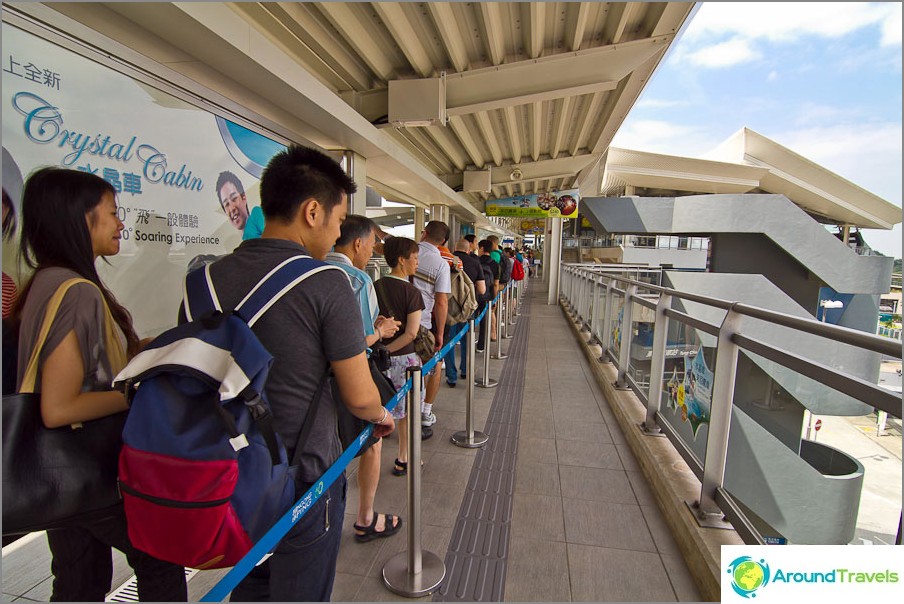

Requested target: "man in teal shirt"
[{"left": 326, "top": 215, "right": 403, "bottom": 543}]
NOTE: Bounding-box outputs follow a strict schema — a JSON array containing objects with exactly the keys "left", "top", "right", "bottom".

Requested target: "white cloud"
[
  {"left": 611, "top": 120, "right": 724, "bottom": 158},
  {"left": 880, "top": 2, "right": 902, "bottom": 47},
  {"left": 686, "top": 3, "right": 897, "bottom": 43},
  {"left": 636, "top": 98, "right": 689, "bottom": 110},
  {"left": 792, "top": 102, "right": 855, "bottom": 128},
  {"left": 772, "top": 123, "right": 903, "bottom": 207},
  {"left": 685, "top": 38, "right": 761, "bottom": 68},
  {"left": 767, "top": 70, "right": 779, "bottom": 82},
  {"left": 679, "top": 3, "right": 902, "bottom": 71}
]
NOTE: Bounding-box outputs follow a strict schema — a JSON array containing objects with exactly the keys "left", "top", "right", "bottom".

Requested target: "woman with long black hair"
[{"left": 12, "top": 167, "right": 186, "bottom": 601}]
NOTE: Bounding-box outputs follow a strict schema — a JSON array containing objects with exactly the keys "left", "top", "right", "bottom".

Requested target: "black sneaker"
[
  {"left": 446, "top": 381, "right": 457, "bottom": 388},
  {"left": 421, "top": 426, "right": 434, "bottom": 440}
]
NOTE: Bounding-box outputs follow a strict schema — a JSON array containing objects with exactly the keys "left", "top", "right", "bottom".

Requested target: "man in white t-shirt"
[{"left": 410, "top": 220, "right": 452, "bottom": 439}]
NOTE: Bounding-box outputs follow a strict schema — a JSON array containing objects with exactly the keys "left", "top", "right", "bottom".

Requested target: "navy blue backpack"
[{"left": 113, "top": 255, "right": 340, "bottom": 569}]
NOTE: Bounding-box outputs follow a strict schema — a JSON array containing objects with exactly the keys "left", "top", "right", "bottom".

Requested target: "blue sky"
[{"left": 611, "top": 2, "right": 902, "bottom": 259}]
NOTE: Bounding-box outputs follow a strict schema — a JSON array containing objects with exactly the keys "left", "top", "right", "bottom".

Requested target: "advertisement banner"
[
  {"left": 2, "top": 23, "right": 288, "bottom": 336},
  {"left": 519, "top": 219, "right": 545, "bottom": 234},
  {"left": 665, "top": 345, "right": 713, "bottom": 439},
  {"left": 485, "top": 188, "right": 579, "bottom": 218}
]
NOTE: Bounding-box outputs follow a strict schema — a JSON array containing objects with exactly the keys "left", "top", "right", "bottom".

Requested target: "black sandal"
[
  {"left": 353, "top": 513, "right": 402, "bottom": 543},
  {"left": 392, "top": 459, "right": 408, "bottom": 476}
]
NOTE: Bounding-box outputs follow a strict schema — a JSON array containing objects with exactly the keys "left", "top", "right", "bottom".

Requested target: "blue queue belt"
[{"left": 200, "top": 288, "right": 505, "bottom": 601}]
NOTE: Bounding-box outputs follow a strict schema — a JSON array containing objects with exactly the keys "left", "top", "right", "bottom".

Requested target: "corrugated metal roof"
[{"left": 13, "top": 1, "right": 696, "bottom": 227}]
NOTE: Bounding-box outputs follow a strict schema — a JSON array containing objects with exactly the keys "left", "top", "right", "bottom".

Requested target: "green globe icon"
[{"left": 733, "top": 561, "right": 764, "bottom": 592}]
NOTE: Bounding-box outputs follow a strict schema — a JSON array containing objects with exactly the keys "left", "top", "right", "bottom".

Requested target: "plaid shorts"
[{"left": 385, "top": 353, "right": 424, "bottom": 419}]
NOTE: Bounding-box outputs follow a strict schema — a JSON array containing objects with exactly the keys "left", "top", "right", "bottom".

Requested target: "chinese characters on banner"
[{"left": 485, "top": 188, "right": 580, "bottom": 218}]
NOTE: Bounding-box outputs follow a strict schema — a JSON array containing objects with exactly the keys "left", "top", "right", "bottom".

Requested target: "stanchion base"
[
  {"left": 491, "top": 353, "right": 508, "bottom": 360},
  {"left": 451, "top": 430, "right": 489, "bottom": 448},
  {"left": 476, "top": 379, "right": 498, "bottom": 389},
  {"left": 503, "top": 334, "right": 513, "bottom": 339},
  {"left": 382, "top": 550, "right": 446, "bottom": 597}
]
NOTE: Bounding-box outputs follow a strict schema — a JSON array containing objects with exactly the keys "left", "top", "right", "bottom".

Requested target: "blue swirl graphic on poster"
[{"left": 666, "top": 345, "right": 712, "bottom": 438}]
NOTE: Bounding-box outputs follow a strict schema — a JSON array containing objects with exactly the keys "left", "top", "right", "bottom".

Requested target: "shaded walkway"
[{"left": 1, "top": 281, "right": 701, "bottom": 602}]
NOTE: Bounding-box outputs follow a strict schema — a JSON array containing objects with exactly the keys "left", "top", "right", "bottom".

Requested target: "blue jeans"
[
  {"left": 444, "top": 321, "right": 467, "bottom": 383},
  {"left": 231, "top": 476, "right": 346, "bottom": 602}
]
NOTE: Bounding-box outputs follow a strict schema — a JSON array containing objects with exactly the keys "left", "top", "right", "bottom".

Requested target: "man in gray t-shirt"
[{"left": 195, "top": 146, "right": 395, "bottom": 603}]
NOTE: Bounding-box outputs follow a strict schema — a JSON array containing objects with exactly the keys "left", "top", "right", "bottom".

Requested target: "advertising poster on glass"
[
  {"left": 485, "top": 188, "right": 580, "bottom": 218},
  {"left": 2, "top": 23, "right": 289, "bottom": 336}
]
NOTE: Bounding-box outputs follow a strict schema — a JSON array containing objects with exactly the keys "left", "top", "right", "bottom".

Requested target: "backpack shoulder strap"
[
  {"left": 412, "top": 270, "right": 436, "bottom": 286},
  {"left": 184, "top": 264, "right": 222, "bottom": 322},
  {"left": 234, "top": 255, "right": 340, "bottom": 326}
]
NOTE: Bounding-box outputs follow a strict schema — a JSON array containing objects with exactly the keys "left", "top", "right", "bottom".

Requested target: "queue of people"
[{"left": 2, "top": 144, "right": 530, "bottom": 601}]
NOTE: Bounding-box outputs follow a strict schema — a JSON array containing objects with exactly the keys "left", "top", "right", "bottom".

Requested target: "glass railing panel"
[
  {"left": 655, "top": 331, "right": 716, "bottom": 468},
  {"left": 607, "top": 291, "right": 625, "bottom": 362},
  {"left": 627, "top": 300, "right": 655, "bottom": 399}
]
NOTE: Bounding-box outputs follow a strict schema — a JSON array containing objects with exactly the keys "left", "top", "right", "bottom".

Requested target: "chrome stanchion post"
[
  {"left": 492, "top": 291, "right": 509, "bottom": 359},
  {"left": 383, "top": 366, "right": 446, "bottom": 595},
  {"left": 477, "top": 301, "right": 498, "bottom": 389},
  {"left": 452, "top": 320, "right": 489, "bottom": 448},
  {"left": 600, "top": 279, "right": 613, "bottom": 363},
  {"left": 504, "top": 285, "right": 513, "bottom": 339}
]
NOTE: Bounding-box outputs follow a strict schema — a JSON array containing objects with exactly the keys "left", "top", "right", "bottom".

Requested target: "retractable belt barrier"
[{"left": 201, "top": 285, "right": 507, "bottom": 601}]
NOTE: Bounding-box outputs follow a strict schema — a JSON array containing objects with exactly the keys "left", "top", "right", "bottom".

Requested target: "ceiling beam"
[
  {"left": 530, "top": 103, "right": 542, "bottom": 162},
  {"left": 477, "top": 2, "right": 505, "bottom": 66},
  {"left": 523, "top": 3, "right": 545, "bottom": 60},
  {"left": 475, "top": 111, "right": 503, "bottom": 167},
  {"left": 564, "top": 3, "right": 590, "bottom": 52},
  {"left": 445, "top": 154, "right": 600, "bottom": 189},
  {"left": 448, "top": 115, "right": 486, "bottom": 169},
  {"left": 570, "top": 92, "right": 602, "bottom": 156},
  {"left": 316, "top": 3, "right": 396, "bottom": 81},
  {"left": 503, "top": 106, "right": 523, "bottom": 165},
  {"left": 426, "top": 2, "right": 469, "bottom": 73},
  {"left": 445, "top": 37, "right": 667, "bottom": 115},
  {"left": 371, "top": 2, "right": 434, "bottom": 78},
  {"left": 550, "top": 96, "right": 573, "bottom": 160}
]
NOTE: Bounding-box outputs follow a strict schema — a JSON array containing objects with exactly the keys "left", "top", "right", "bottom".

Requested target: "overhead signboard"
[
  {"left": 485, "top": 188, "right": 579, "bottom": 219},
  {"left": 519, "top": 219, "right": 545, "bottom": 234}
]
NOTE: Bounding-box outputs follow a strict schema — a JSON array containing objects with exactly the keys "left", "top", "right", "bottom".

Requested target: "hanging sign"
[{"left": 485, "top": 188, "right": 579, "bottom": 218}]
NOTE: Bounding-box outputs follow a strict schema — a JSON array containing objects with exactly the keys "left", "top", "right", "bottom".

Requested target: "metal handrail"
[
  {"left": 559, "top": 262, "right": 902, "bottom": 545},
  {"left": 564, "top": 265, "right": 902, "bottom": 359}
]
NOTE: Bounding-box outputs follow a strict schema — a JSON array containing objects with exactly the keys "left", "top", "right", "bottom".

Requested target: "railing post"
[
  {"left": 589, "top": 278, "right": 601, "bottom": 345},
  {"left": 642, "top": 293, "right": 672, "bottom": 435},
  {"left": 452, "top": 319, "right": 489, "bottom": 448},
  {"left": 600, "top": 279, "right": 613, "bottom": 363},
  {"left": 615, "top": 284, "right": 636, "bottom": 389},
  {"left": 690, "top": 308, "right": 740, "bottom": 529},
  {"left": 383, "top": 366, "right": 446, "bottom": 595}
]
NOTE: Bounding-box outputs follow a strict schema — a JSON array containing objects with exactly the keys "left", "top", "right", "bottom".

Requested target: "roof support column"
[
  {"left": 430, "top": 204, "right": 450, "bottom": 227},
  {"left": 415, "top": 207, "right": 426, "bottom": 239},
  {"left": 344, "top": 151, "right": 367, "bottom": 215},
  {"left": 547, "top": 218, "right": 563, "bottom": 305}
]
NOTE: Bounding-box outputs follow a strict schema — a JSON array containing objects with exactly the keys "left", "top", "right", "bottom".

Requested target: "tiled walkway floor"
[{"left": 2, "top": 281, "right": 701, "bottom": 602}]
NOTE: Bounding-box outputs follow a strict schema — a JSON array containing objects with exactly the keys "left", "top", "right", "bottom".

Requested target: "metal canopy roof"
[
  {"left": 10, "top": 1, "right": 696, "bottom": 229},
  {"left": 602, "top": 128, "right": 902, "bottom": 230}
]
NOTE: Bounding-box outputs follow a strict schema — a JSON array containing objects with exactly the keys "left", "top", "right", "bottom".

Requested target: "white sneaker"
[{"left": 421, "top": 411, "right": 437, "bottom": 427}]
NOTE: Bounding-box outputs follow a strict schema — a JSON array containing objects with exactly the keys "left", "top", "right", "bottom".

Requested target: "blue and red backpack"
[{"left": 113, "top": 255, "right": 338, "bottom": 569}]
